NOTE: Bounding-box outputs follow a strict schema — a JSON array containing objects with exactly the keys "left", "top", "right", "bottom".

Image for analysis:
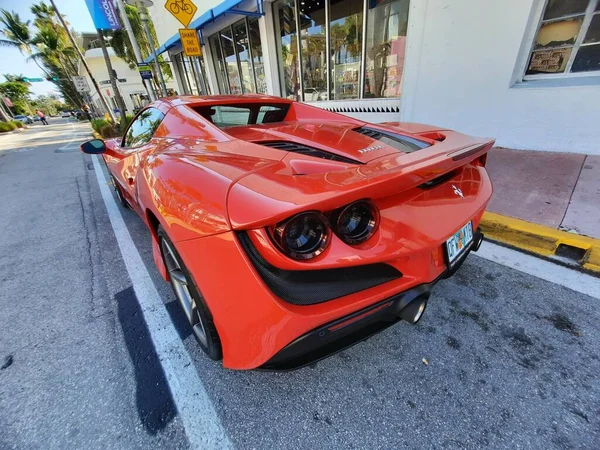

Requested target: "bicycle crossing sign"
[{"left": 164, "top": 0, "right": 197, "bottom": 27}]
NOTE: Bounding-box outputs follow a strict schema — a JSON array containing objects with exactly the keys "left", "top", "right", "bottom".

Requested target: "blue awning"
[{"left": 145, "top": 0, "right": 262, "bottom": 63}]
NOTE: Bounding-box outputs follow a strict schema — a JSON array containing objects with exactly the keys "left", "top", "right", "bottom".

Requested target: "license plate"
[{"left": 445, "top": 221, "right": 474, "bottom": 267}]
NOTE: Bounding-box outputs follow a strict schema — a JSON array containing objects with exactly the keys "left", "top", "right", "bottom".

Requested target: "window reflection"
[
  {"left": 330, "top": 0, "right": 363, "bottom": 100},
  {"left": 220, "top": 28, "right": 243, "bottom": 94},
  {"left": 299, "top": 1, "right": 327, "bottom": 101},
  {"left": 248, "top": 18, "right": 267, "bottom": 93},
  {"left": 209, "top": 34, "right": 229, "bottom": 94},
  {"left": 233, "top": 20, "right": 256, "bottom": 93},
  {"left": 274, "top": 0, "right": 300, "bottom": 100},
  {"left": 364, "top": 0, "right": 409, "bottom": 98}
]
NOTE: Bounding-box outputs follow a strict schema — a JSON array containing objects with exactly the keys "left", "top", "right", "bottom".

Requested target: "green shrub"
[
  {"left": 98, "top": 123, "right": 120, "bottom": 138},
  {"left": 0, "top": 121, "right": 17, "bottom": 133},
  {"left": 11, "top": 120, "right": 24, "bottom": 128},
  {"left": 91, "top": 118, "right": 110, "bottom": 132}
]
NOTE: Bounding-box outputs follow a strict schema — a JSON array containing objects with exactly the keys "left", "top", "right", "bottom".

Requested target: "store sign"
[
  {"left": 179, "top": 29, "right": 202, "bottom": 57},
  {"left": 84, "top": 0, "right": 121, "bottom": 30},
  {"left": 72, "top": 76, "right": 91, "bottom": 93},
  {"left": 137, "top": 64, "right": 153, "bottom": 80},
  {"left": 165, "top": 0, "right": 197, "bottom": 27}
]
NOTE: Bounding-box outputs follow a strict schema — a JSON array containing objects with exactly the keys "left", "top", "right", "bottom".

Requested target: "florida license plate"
[{"left": 445, "top": 221, "right": 474, "bottom": 267}]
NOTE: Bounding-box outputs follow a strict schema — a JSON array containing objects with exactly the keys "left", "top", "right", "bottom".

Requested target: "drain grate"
[{"left": 554, "top": 243, "right": 587, "bottom": 262}]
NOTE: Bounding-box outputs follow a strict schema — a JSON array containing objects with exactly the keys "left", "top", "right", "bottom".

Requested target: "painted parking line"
[
  {"left": 91, "top": 155, "right": 232, "bottom": 450},
  {"left": 475, "top": 241, "right": 600, "bottom": 300}
]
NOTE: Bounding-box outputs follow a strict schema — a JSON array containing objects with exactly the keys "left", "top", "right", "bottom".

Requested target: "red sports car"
[{"left": 81, "top": 95, "right": 494, "bottom": 370}]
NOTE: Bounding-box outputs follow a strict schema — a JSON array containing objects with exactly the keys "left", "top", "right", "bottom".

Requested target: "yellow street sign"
[
  {"left": 179, "top": 28, "right": 202, "bottom": 57},
  {"left": 165, "top": 0, "right": 197, "bottom": 27}
]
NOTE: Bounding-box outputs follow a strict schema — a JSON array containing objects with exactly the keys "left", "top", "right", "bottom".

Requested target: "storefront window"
[
  {"left": 330, "top": 0, "right": 362, "bottom": 100},
  {"left": 274, "top": 0, "right": 300, "bottom": 100},
  {"left": 219, "top": 28, "right": 243, "bottom": 94},
  {"left": 299, "top": 1, "right": 327, "bottom": 101},
  {"left": 248, "top": 18, "right": 267, "bottom": 94},
  {"left": 232, "top": 20, "right": 256, "bottom": 93},
  {"left": 209, "top": 34, "right": 229, "bottom": 94},
  {"left": 364, "top": 0, "right": 409, "bottom": 98}
]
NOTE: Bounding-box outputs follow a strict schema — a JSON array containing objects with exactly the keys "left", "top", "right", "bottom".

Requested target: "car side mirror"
[{"left": 80, "top": 139, "right": 106, "bottom": 154}]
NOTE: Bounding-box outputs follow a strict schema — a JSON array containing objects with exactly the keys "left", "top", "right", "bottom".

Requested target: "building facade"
[
  {"left": 78, "top": 33, "right": 178, "bottom": 115},
  {"left": 146, "top": 0, "right": 600, "bottom": 155}
]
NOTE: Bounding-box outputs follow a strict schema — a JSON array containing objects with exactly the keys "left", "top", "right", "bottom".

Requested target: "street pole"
[
  {"left": 48, "top": 0, "right": 116, "bottom": 123},
  {"left": 116, "top": 0, "right": 156, "bottom": 101},
  {"left": 97, "top": 29, "right": 129, "bottom": 130},
  {"left": 135, "top": 2, "right": 168, "bottom": 97}
]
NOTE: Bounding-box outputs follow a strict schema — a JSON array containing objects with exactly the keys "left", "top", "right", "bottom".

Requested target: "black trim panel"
[{"left": 237, "top": 231, "right": 402, "bottom": 306}]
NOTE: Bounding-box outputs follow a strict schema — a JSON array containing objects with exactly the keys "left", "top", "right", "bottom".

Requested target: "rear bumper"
[{"left": 260, "top": 229, "right": 483, "bottom": 370}]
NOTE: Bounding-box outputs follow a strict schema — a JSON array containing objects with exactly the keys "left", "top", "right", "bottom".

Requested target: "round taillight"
[
  {"left": 336, "top": 201, "right": 378, "bottom": 244},
  {"left": 273, "top": 212, "right": 330, "bottom": 260}
]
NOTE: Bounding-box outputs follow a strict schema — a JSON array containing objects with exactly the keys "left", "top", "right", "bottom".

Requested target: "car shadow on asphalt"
[{"left": 115, "top": 286, "right": 177, "bottom": 434}]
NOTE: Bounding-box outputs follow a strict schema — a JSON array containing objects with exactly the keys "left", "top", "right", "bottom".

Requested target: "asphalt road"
[{"left": 0, "top": 120, "right": 599, "bottom": 450}]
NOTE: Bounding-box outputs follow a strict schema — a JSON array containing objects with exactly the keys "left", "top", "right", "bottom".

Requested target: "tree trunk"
[{"left": 97, "top": 29, "right": 129, "bottom": 131}]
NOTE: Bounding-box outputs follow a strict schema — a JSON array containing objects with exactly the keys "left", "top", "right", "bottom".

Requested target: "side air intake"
[{"left": 258, "top": 141, "right": 362, "bottom": 164}]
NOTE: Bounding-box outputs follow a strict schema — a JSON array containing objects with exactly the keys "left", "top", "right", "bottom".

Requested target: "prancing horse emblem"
[{"left": 452, "top": 185, "right": 464, "bottom": 199}]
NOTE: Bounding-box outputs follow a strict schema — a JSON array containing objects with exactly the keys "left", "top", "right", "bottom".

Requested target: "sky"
[{"left": 0, "top": 0, "right": 96, "bottom": 97}]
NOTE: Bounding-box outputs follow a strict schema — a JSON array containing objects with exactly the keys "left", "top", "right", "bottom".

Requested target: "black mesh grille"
[
  {"left": 353, "top": 126, "right": 430, "bottom": 153},
  {"left": 258, "top": 141, "right": 362, "bottom": 164},
  {"left": 237, "top": 231, "right": 402, "bottom": 306}
]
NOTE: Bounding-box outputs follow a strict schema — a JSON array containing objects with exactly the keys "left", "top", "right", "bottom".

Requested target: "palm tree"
[{"left": 0, "top": 10, "right": 32, "bottom": 54}]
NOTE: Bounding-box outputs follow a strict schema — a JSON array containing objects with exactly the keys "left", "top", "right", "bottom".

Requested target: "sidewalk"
[{"left": 481, "top": 147, "right": 600, "bottom": 273}]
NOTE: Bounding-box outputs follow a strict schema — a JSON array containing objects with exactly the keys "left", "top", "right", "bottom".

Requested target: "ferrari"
[{"left": 81, "top": 95, "right": 494, "bottom": 370}]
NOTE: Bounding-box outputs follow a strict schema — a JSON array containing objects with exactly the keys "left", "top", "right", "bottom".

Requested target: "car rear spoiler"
[{"left": 227, "top": 130, "right": 495, "bottom": 229}]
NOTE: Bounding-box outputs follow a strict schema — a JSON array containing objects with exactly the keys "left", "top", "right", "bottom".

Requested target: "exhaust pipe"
[{"left": 398, "top": 294, "right": 429, "bottom": 325}]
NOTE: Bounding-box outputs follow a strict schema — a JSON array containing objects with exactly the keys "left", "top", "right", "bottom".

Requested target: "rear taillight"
[
  {"left": 271, "top": 212, "right": 330, "bottom": 260},
  {"left": 334, "top": 201, "right": 379, "bottom": 245}
]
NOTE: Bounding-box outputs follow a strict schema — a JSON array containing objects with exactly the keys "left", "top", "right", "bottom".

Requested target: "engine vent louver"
[
  {"left": 353, "top": 127, "right": 431, "bottom": 153},
  {"left": 258, "top": 141, "right": 362, "bottom": 164}
]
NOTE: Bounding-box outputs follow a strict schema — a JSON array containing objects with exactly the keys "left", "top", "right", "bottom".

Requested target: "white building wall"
[
  {"left": 400, "top": 0, "right": 600, "bottom": 155},
  {"left": 80, "top": 48, "right": 177, "bottom": 114}
]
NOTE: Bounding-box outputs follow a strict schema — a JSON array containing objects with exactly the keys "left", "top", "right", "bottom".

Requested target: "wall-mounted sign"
[
  {"left": 84, "top": 0, "right": 121, "bottom": 30},
  {"left": 165, "top": 0, "right": 197, "bottom": 27},
  {"left": 137, "top": 64, "right": 153, "bottom": 80},
  {"left": 179, "top": 28, "right": 202, "bottom": 57}
]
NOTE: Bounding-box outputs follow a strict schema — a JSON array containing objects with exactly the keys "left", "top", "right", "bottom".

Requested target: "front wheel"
[{"left": 158, "top": 225, "right": 222, "bottom": 360}]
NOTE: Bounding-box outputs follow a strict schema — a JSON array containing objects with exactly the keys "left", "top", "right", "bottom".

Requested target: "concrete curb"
[{"left": 480, "top": 211, "right": 600, "bottom": 274}]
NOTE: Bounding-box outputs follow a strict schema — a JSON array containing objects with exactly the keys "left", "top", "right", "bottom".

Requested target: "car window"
[
  {"left": 122, "top": 107, "right": 165, "bottom": 148},
  {"left": 195, "top": 103, "right": 289, "bottom": 129}
]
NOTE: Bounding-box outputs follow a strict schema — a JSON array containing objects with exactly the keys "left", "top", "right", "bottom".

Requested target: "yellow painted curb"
[
  {"left": 92, "top": 131, "right": 102, "bottom": 140},
  {"left": 480, "top": 211, "right": 600, "bottom": 274}
]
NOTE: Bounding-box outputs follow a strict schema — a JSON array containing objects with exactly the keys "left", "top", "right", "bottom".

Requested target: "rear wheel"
[{"left": 158, "top": 225, "right": 222, "bottom": 360}]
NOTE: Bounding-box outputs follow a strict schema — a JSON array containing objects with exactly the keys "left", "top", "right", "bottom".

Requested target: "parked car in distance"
[
  {"left": 31, "top": 115, "right": 41, "bottom": 122},
  {"left": 14, "top": 115, "right": 33, "bottom": 124},
  {"left": 60, "top": 111, "right": 71, "bottom": 118}
]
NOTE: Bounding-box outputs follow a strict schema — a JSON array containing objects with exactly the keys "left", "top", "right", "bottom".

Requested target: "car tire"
[
  {"left": 158, "top": 225, "right": 223, "bottom": 361},
  {"left": 111, "top": 176, "right": 130, "bottom": 209}
]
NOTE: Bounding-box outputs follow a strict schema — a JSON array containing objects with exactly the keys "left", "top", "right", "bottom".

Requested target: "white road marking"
[
  {"left": 475, "top": 241, "right": 600, "bottom": 300},
  {"left": 92, "top": 155, "right": 233, "bottom": 450}
]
